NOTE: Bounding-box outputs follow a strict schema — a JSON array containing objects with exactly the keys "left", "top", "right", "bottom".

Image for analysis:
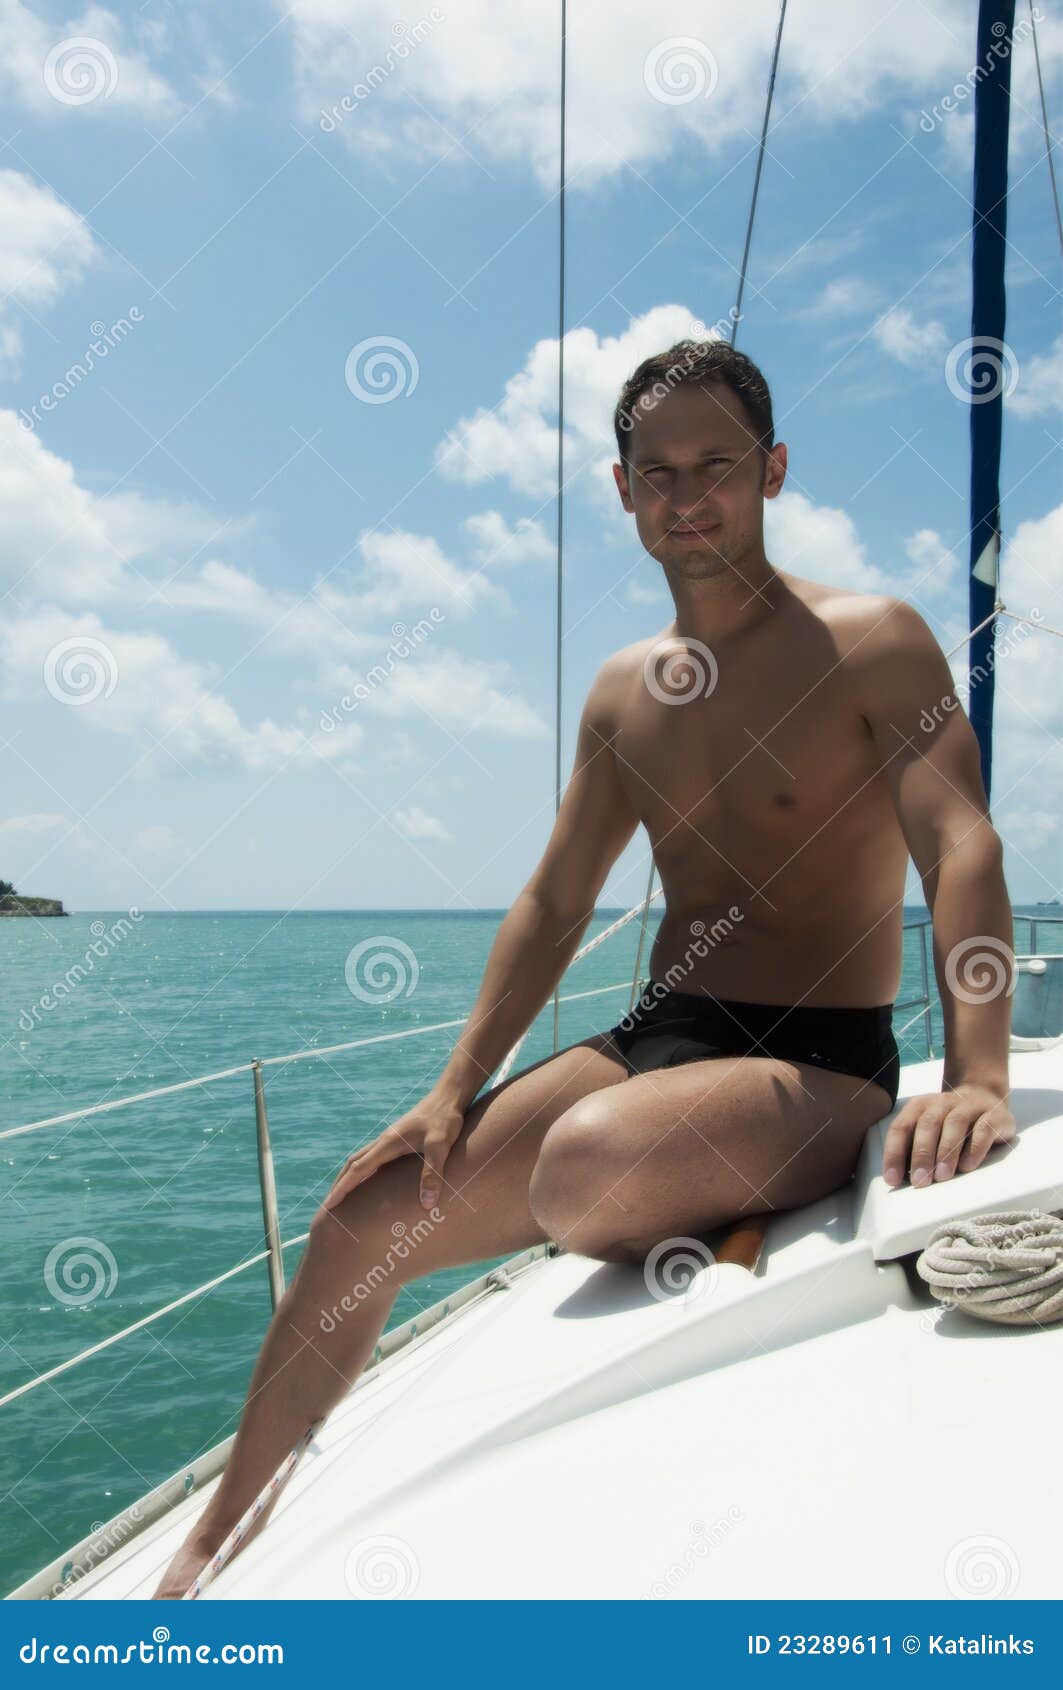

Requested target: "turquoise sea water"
[{"left": 0, "top": 907, "right": 1050, "bottom": 1595}]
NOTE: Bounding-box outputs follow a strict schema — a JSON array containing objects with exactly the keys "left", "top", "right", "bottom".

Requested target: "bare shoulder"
[
  {"left": 788, "top": 577, "right": 943, "bottom": 667},
  {"left": 582, "top": 634, "right": 668, "bottom": 727}
]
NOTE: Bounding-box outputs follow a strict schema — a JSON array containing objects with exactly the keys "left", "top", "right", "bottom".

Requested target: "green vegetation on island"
[{"left": 0, "top": 879, "right": 67, "bottom": 917}]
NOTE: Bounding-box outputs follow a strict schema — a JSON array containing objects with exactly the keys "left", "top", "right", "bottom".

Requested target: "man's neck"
[{"left": 664, "top": 555, "right": 782, "bottom": 644}]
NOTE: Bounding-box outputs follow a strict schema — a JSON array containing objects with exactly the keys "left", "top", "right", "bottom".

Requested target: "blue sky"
[{"left": 0, "top": 0, "right": 1060, "bottom": 911}]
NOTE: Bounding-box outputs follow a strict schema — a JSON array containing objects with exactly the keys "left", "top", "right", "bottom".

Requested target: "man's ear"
[
  {"left": 612, "top": 460, "right": 635, "bottom": 513},
  {"left": 763, "top": 441, "right": 787, "bottom": 499}
]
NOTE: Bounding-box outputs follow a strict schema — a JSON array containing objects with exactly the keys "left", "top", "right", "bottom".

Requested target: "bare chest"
[{"left": 613, "top": 652, "right": 883, "bottom": 889}]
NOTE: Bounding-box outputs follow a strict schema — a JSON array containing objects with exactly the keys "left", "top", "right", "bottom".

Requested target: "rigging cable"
[
  {"left": 1027, "top": 0, "right": 1063, "bottom": 260},
  {"left": 551, "top": 0, "right": 568, "bottom": 1051}
]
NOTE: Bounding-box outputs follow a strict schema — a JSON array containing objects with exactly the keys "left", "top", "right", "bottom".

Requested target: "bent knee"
[
  {"left": 308, "top": 1161, "right": 411, "bottom": 1252},
  {"left": 528, "top": 1102, "right": 645, "bottom": 1260}
]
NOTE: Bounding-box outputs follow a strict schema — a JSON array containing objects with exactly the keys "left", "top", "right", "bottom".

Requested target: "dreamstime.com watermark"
[
  {"left": 319, "top": 11, "right": 446, "bottom": 132},
  {"left": 615, "top": 911, "right": 745, "bottom": 1034},
  {"left": 643, "top": 37, "right": 719, "bottom": 106},
  {"left": 44, "top": 1237, "right": 119, "bottom": 1307},
  {"left": 643, "top": 635, "right": 720, "bottom": 705},
  {"left": 17, "top": 310, "right": 144, "bottom": 432},
  {"left": 944, "top": 1534, "right": 1021, "bottom": 1599},
  {"left": 18, "top": 911, "right": 143, "bottom": 1032},
  {"left": 944, "top": 335, "right": 1019, "bottom": 404},
  {"left": 944, "top": 935, "right": 1016, "bottom": 1006},
  {"left": 42, "top": 35, "right": 119, "bottom": 106},
  {"left": 43, "top": 636, "right": 120, "bottom": 706},
  {"left": 919, "top": 610, "right": 1042, "bottom": 734},
  {"left": 918, "top": 11, "right": 1043, "bottom": 133},
  {"left": 320, "top": 1212, "right": 443, "bottom": 1330},
  {"left": 49, "top": 1504, "right": 147, "bottom": 1597},
  {"left": 616, "top": 317, "right": 744, "bottom": 441},
  {"left": 343, "top": 935, "right": 420, "bottom": 1002},
  {"left": 344, "top": 335, "right": 419, "bottom": 402},
  {"left": 644, "top": 1508, "right": 745, "bottom": 1597},
  {"left": 344, "top": 1533, "right": 421, "bottom": 1598},
  {"left": 320, "top": 613, "right": 444, "bottom": 732},
  {"left": 19, "top": 1631, "right": 284, "bottom": 1665},
  {"left": 643, "top": 1236, "right": 720, "bottom": 1307}
]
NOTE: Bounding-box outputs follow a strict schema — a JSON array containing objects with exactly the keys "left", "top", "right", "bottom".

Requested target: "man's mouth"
[{"left": 669, "top": 522, "right": 719, "bottom": 541}]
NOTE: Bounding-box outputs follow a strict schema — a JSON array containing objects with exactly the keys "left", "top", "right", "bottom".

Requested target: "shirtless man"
[{"left": 155, "top": 340, "right": 1016, "bottom": 1597}]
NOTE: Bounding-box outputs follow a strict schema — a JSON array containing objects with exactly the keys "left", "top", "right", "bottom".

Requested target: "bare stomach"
[{"left": 647, "top": 898, "right": 905, "bottom": 1009}]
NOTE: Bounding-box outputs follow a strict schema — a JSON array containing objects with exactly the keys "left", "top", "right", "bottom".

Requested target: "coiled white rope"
[{"left": 916, "top": 1208, "right": 1063, "bottom": 1326}]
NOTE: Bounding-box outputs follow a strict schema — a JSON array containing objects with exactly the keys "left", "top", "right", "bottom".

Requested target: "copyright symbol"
[{"left": 902, "top": 1636, "right": 920, "bottom": 1654}]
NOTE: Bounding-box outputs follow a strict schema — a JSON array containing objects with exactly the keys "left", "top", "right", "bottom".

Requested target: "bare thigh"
[
  {"left": 319, "top": 1031, "right": 630, "bottom": 1277},
  {"left": 528, "top": 1054, "right": 892, "bottom": 1262}
]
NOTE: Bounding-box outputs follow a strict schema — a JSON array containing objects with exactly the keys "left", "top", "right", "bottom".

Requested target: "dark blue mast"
[{"left": 967, "top": 0, "right": 1016, "bottom": 804}]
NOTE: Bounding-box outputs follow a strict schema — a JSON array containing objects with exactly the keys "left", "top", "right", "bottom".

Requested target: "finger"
[
  {"left": 418, "top": 1134, "right": 450, "bottom": 1210},
  {"left": 957, "top": 1109, "right": 1014, "bottom": 1173},
  {"left": 324, "top": 1135, "right": 403, "bottom": 1209},
  {"left": 324, "top": 1147, "right": 391, "bottom": 1210},
  {"left": 881, "top": 1105, "right": 919, "bottom": 1187},
  {"left": 908, "top": 1100, "right": 952, "bottom": 1187},
  {"left": 931, "top": 1104, "right": 981, "bottom": 1182}
]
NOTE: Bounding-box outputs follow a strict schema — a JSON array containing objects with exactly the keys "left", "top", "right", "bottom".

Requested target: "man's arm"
[
  {"left": 853, "top": 598, "right": 1017, "bottom": 1187},
  {"left": 432, "top": 658, "right": 640, "bottom": 1113},
  {"left": 324, "top": 659, "right": 641, "bottom": 1212}
]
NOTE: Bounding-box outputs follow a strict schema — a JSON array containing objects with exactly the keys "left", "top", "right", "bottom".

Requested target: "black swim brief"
[{"left": 605, "top": 981, "right": 900, "bottom": 1109}]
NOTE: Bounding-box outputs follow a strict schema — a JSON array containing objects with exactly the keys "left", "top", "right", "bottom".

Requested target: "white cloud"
[
  {"left": 160, "top": 558, "right": 282, "bottom": 621},
  {"left": 363, "top": 647, "right": 549, "bottom": 738},
  {"left": 0, "top": 416, "right": 547, "bottom": 751},
  {"left": 462, "top": 510, "right": 554, "bottom": 568},
  {"left": 355, "top": 526, "right": 502, "bottom": 617},
  {"left": 0, "top": 411, "right": 231, "bottom": 603},
  {"left": 132, "top": 823, "right": 178, "bottom": 855},
  {"left": 625, "top": 576, "right": 667, "bottom": 605},
  {"left": 0, "top": 811, "right": 66, "bottom": 834},
  {"left": 160, "top": 558, "right": 384, "bottom": 664},
  {"left": 290, "top": 0, "right": 989, "bottom": 192},
  {"left": 802, "top": 277, "right": 880, "bottom": 318},
  {"left": 1002, "top": 810, "right": 1059, "bottom": 852},
  {"left": 0, "top": 418, "right": 460, "bottom": 665},
  {"left": 382, "top": 730, "right": 420, "bottom": 764},
  {"left": 0, "top": 171, "right": 98, "bottom": 377},
  {"left": 764, "top": 487, "right": 886, "bottom": 593},
  {"left": 983, "top": 501, "right": 1063, "bottom": 889},
  {"left": 1008, "top": 333, "right": 1063, "bottom": 421},
  {"left": 392, "top": 805, "right": 452, "bottom": 842},
  {"left": 435, "top": 303, "right": 708, "bottom": 498},
  {"left": 0, "top": 606, "right": 367, "bottom": 774},
  {"left": 870, "top": 306, "right": 950, "bottom": 368},
  {"left": 0, "top": 3, "right": 181, "bottom": 118},
  {"left": 903, "top": 527, "right": 961, "bottom": 600}
]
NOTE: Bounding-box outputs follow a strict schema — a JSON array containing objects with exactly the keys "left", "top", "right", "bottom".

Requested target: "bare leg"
[
  {"left": 153, "top": 1033, "right": 626, "bottom": 1596},
  {"left": 528, "top": 1053, "right": 894, "bottom": 1263}
]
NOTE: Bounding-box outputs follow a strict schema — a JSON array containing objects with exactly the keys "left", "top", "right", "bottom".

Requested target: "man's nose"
[
  {"left": 670, "top": 479, "right": 717, "bottom": 517},
  {"left": 669, "top": 466, "right": 718, "bottom": 505}
]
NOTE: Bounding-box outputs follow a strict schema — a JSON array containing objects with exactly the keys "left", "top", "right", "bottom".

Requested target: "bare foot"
[
  {"left": 153, "top": 1495, "right": 282, "bottom": 1598},
  {"left": 153, "top": 1534, "right": 216, "bottom": 1600}
]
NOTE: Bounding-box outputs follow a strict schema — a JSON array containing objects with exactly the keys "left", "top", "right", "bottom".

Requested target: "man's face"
[{"left": 613, "top": 380, "right": 786, "bottom": 577}]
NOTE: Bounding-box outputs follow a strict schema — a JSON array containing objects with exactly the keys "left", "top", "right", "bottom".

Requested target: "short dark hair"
[{"left": 613, "top": 339, "right": 775, "bottom": 474}]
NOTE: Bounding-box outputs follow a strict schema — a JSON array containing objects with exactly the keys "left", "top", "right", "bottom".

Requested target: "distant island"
[{"left": 0, "top": 879, "right": 67, "bottom": 917}]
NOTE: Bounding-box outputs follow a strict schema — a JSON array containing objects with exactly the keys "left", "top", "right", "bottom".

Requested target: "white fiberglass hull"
[{"left": 14, "top": 1045, "right": 1063, "bottom": 1602}]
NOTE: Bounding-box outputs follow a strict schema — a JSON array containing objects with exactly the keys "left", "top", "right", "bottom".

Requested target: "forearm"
[
  {"left": 432, "top": 888, "right": 593, "bottom": 1109},
  {"left": 928, "top": 834, "right": 1013, "bottom": 1091}
]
